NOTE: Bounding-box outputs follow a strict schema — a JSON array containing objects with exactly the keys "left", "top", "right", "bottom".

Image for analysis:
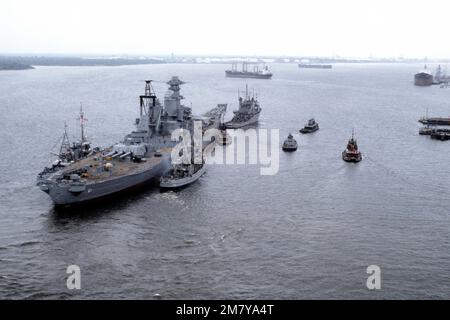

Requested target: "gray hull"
[
  {"left": 160, "top": 166, "right": 206, "bottom": 189},
  {"left": 225, "top": 71, "right": 272, "bottom": 79},
  {"left": 225, "top": 112, "right": 260, "bottom": 129},
  {"left": 45, "top": 156, "right": 171, "bottom": 206}
]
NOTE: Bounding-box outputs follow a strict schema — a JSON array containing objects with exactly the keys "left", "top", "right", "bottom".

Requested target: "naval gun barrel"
[
  {"left": 120, "top": 152, "right": 132, "bottom": 159},
  {"left": 111, "top": 152, "right": 124, "bottom": 159},
  {"left": 104, "top": 151, "right": 117, "bottom": 157}
]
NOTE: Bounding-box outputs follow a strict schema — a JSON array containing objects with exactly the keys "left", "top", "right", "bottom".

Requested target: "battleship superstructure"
[
  {"left": 37, "top": 77, "right": 225, "bottom": 206},
  {"left": 225, "top": 86, "right": 261, "bottom": 129},
  {"left": 225, "top": 62, "right": 273, "bottom": 79}
]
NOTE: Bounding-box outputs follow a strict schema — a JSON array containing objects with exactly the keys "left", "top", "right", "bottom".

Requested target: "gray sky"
[{"left": 1, "top": 0, "right": 449, "bottom": 58}]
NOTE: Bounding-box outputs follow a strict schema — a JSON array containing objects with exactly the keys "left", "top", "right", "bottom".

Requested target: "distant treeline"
[
  {"left": 0, "top": 56, "right": 167, "bottom": 68},
  {"left": 0, "top": 58, "right": 34, "bottom": 70}
]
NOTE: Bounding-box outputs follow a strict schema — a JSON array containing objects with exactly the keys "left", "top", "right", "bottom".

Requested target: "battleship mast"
[{"left": 140, "top": 80, "right": 157, "bottom": 116}]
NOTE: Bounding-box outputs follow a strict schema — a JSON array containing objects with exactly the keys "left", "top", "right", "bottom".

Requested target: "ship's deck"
[{"left": 56, "top": 147, "right": 172, "bottom": 184}]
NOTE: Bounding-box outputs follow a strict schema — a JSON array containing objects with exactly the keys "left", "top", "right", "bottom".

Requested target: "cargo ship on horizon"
[{"left": 225, "top": 62, "right": 273, "bottom": 79}]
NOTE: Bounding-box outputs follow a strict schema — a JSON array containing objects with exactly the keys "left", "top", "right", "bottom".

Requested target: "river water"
[{"left": 0, "top": 63, "right": 449, "bottom": 299}]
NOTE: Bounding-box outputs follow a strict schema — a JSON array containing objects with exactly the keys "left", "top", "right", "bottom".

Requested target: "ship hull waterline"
[
  {"left": 225, "top": 72, "right": 272, "bottom": 79},
  {"left": 44, "top": 155, "right": 171, "bottom": 207},
  {"left": 225, "top": 112, "right": 261, "bottom": 129},
  {"left": 160, "top": 166, "right": 207, "bottom": 189}
]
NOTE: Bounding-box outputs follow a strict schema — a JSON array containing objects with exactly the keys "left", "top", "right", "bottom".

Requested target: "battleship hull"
[
  {"left": 225, "top": 112, "right": 261, "bottom": 129},
  {"left": 42, "top": 155, "right": 171, "bottom": 207},
  {"left": 225, "top": 71, "right": 272, "bottom": 79}
]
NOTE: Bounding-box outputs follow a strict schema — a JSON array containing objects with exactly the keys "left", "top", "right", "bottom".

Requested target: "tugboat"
[
  {"left": 300, "top": 118, "right": 319, "bottom": 134},
  {"left": 282, "top": 133, "right": 298, "bottom": 152},
  {"left": 342, "top": 130, "right": 362, "bottom": 162},
  {"left": 225, "top": 62, "right": 272, "bottom": 79},
  {"left": 225, "top": 85, "right": 261, "bottom": 128}
]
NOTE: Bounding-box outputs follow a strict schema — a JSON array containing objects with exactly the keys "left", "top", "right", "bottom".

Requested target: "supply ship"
[
  {"left": 37, "top": 77, "right": 226, "bottom": 206},
  {"left": 225, "top": 85, "right": 261, "bottom": 128}
]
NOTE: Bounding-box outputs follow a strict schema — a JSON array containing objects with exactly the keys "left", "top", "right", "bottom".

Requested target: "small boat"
[
  {"left": 160, "top": 163, "right": 206, "bottom": 189},
  {"left": 282, "top": 133, "right": 298, "bottom": 152},
  {"left": 342, "top": 130, "right": 362, "bottom": 162},
  {"left": 300, "top": 118, "right": 319, "bottom": 134}
]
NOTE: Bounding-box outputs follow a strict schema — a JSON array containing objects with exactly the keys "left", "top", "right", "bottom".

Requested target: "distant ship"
[
  {"left": 225, "top": 85, "right": 261, "bottom": 128},
  {"left": 414, "top": 65, "right": 434, "bottom": 86},
  {"left": 225, "top": 62, "right": 273, "bottom": 79},
  {"left": 418, "top": 117, "right": 450, "bottom": 125},
  {"left": 298, "top": 63, "right": 332, "bottom": 69}
]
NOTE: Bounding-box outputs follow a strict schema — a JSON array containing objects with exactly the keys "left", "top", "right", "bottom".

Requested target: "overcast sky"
[{"left": 1, "top": 0, "right": 449, "bottom": 58}]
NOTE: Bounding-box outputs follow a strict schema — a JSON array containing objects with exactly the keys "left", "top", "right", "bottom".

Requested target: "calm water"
[{"left": 0, "top": 63, "right": 449, "bottom": 299}]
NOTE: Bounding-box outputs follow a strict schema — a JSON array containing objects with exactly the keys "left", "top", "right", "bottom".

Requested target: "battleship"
[
  {"left": 37, "top": 77, "right": 226, "bottom": 206},
  {"left": 225, "top": 86, "right": 261, "bottom": 129},
  {"left": 225, "top": 62, "right": 273, "bottom": 79}
]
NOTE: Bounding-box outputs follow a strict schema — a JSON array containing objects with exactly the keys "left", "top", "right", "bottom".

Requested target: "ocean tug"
[
  {"left": 282, "top": 133, "right": 298, "bottom": 152},
  {"left": 342, "top": 130, "right": 362, "bottom": 162},
  {"left": 299, "top": 118, "right": 319, "bottom": 134}
]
